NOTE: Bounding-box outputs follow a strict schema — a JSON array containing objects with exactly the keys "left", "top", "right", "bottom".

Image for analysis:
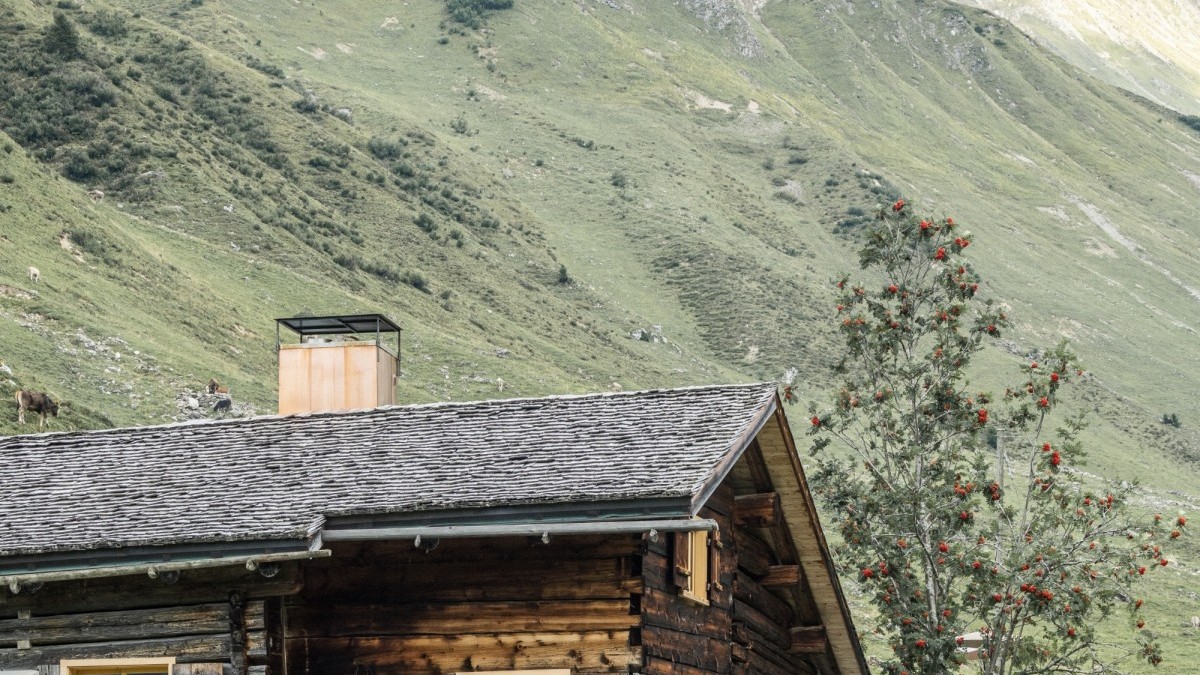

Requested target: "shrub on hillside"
[
  {"left": 43, "top": 13, "right": 81, "bottom": 59},
  {"left": 445, "top": 0, "right": 513, "bottom": 29},
  {"left": 83, "top": 9, "right": 127, "bottom": 38},
  {"left": 367, "top": 136, "right": 405, "bottom": 160}
]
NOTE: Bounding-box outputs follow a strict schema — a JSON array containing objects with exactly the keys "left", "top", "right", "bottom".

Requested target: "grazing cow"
[
  {"left": 16, "top": 390, "right": 59, "bottom": 429},
  {"left": 1192, "top": 615, "right": 1200, "bottom": 630},
  {"left": 213, "top": 398, "right": 232, "bottom": 414},
  {"left": 87, "top": 189, "right": 104, "bottom": 202},
  {"left": 27, "top": 266, "right": 40, "bottom": 283},
  {"left": 206, "top": 378, "right": 229, "bottom": 395}
]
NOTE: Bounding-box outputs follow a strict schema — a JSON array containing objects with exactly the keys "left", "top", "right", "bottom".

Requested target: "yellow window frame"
[{"left": 60, "top": 657, "right": 175, "bottom": 675}]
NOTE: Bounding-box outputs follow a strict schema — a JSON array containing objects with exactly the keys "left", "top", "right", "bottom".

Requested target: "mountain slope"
[
  {"left": 961, "top": 0, "right": 1200, "bottom": 115},
  {"left": 1, "top": 0, "right": 1199, "bottom": 666}
]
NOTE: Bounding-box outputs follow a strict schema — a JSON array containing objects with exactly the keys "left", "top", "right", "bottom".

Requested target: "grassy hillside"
[{"left": 1, "top": 0, "right": 1198, "bottom": 667}]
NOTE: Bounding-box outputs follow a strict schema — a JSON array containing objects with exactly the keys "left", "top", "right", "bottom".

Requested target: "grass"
[{"left": 1, "top": 0, "right": 1199, "bottom": 668}]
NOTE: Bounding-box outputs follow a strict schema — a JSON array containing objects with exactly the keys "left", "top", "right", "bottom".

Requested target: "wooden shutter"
[
  {"left": 671, "top": 531, "right": 692, "bottom": 591},
  {"left": 707, "top": 532, "right": 723, "bottom": 601}
]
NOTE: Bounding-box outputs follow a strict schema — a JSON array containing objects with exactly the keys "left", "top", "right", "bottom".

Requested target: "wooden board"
[{"left": 287, "top": 631, "right": 639, "bottom": 674}]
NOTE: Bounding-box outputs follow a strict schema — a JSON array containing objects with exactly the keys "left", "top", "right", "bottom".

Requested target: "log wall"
[
  {"left": 0, "top": 563, "right": 299, "bottom": 674},
  {"left": 639, "top": 482, "right": 821, "bottom": 675},
  {"left": 284, "top": 536, "right": 644, "bottom": 675}
]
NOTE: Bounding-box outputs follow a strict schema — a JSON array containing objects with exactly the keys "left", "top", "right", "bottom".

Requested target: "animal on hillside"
[
  {"left": 15, "top": 390, "right": 59, "bottom": 429},
  {"left": 206, "top": 378, "right": 229, "bottom": 395},
  {"left": 1192, "top": 615, "right": 1200, "bottom": 630},
  {"left": 27, "top": 266, "right": 40, "bottom": 283},
  {"left": 87, "top": 189, "right": 104, "bottom": 202},
  {"left": 213, "top": 398, "right": 232, "bottom": 415}
]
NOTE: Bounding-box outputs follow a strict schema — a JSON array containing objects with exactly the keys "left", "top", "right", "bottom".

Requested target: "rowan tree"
[{"left": 798, "top": 199, "right": 1186, "bottom": 674}]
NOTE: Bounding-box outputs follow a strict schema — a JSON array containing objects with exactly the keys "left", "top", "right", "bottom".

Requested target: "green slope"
[{"left": 1, "top": 0, "right": 1198, "bottom": 666}]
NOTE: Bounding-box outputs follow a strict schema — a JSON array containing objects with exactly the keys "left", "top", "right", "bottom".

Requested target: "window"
[
  {"left": 60, "top": 658, "right": 174, "bottom": 675},
  {"left": 672, "top": 529, "right": 721, "bottom": 604}
]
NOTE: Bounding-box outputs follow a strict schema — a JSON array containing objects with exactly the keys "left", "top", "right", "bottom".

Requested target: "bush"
[
  {"left": 367, "top": 136, "right": 405, "bottom": 160},
  {"left": 85, "top": 10, "right": 127, "bottom": 38},
  {"left": 403, "top": 270, "right": 429, "bottom": 292},
  {"left": 445, "top": 0, "right": 513, "bottom": 29},
  {"left": 415, "top": 212, "right": 437, "bottom": 233},
  {"left": 1161, "top": 412, "right": 1182, "bottom": 428},
  {"left": 43, "top": 13, "right": 82, "bottom": 59}
]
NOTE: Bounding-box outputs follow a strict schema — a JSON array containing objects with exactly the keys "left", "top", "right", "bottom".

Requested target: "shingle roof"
[{"left": 0, "top": 383, "right": 777, "bottom": 560}]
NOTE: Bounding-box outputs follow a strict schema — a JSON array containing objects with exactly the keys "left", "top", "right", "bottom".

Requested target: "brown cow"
[
  {"left": 206, "top": 378, "right": 229, "bottom": 395},
  {"left": 16, "top": 390, "right": 59, "bottom": 429}
]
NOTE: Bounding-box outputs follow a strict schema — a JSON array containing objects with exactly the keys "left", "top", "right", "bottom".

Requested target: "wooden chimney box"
[{"left": 278, "top": 341, "right": 396, "bottom": 415}]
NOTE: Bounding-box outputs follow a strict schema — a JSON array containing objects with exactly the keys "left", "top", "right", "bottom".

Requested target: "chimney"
[{"left": 275, "top": 314, "right": 402, "bottom": 415}]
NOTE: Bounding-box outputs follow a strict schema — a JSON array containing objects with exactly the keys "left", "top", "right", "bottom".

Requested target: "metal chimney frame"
[{"left": 274, "top": 313, "right": 402, "bottom": 372}]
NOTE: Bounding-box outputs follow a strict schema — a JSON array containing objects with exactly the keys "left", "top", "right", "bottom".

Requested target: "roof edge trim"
[
  {"left": 323, "top": 518, "right": 719, "bottom": 542},
  {"left": 1, "top": 547, "right": 330, "bottom": 593}
]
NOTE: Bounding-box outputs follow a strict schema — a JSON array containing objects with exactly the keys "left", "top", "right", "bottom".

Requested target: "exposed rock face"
[{"left": 676, "top": 0, "right": 765, "bottom": 58}]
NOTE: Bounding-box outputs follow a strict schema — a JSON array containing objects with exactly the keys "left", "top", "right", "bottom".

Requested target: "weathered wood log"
[
  {"left": 641, "top": 549, "right": 671, "bottom": 591},
  {"left": 734, "top": 492, "right": 781, "bottom": 528},
  {"left": 0, "top": 634, "right": 231, "bottom": 668},
  {"left": 641, "top": 625, "right": 732, "bottom": 673},
  {"left": 732, "top": 571, "right": 795, "bottom": 630},
  {"left": 245, "top": 629, "right": 267, "bottom": 662},
  {"left": 0, "top": 603, "right": 230, "bottom": 646},
  {"left": 229, "top": 592, "right": 247, "bottom": 675},
  {"left": 641, "top": 588, "right": 730, "bottom": 641},
  {"left": 261, "top": 598, "right": 283, "bottom": 672},
  {"left": 731, "top": 641, "right": 749, "bottom": 663},
  {"left": 0, "top": 564, "right": 303, "bottom": 614},
  {"left": 732, "top": 600, "right": 790, "bottom": 651},
  {"left": 301, "top": 557, "right": 634, "bottom": 602},
  {"left": 174, "top": 665, "right": 225, "bottom": 675},
  {"left": 790, "top": 625, "right": 828, "bottom": 654},
  {"left": 732, "top": 528, "right": 774, "bottom": 578},
  {"left": 287, "top": 631, "right": 639, "bottom": 673},
  {"left": 748, "top": 649, "right": 811, "bottom": 675},
  {"left": 734, "top": 623, "right": 809, "bottom": 674},
  {"left": 760, "top": 565, "right": 800, "bottom": 589},
  {"left": 642, "top": 656, "right": 721, "bottom": 675},
  {"left": 285, "top": 599, "right": 638, "bottom": 637},
  {"left": 704, "top": 483, "right": 736, "bottom": 517}
]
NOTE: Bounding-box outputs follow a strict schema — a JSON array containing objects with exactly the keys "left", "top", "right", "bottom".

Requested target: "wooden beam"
[
  {"left": 734, "top": 492, "right": 781, "bottom": 528},
  {"left": 732, "top": 571, "right": 794, "bottom": 630},
  {"left": 286, "top": 599, "right": 638, "bottom": 637},
  {"left": 0, "top": 603, "right": 231, "bottom": 646},
  {"left": 760, "top": 565, "right": 801, "bottom": 589},
  {"left": 0, "top": 634, "right": 231, "bottom": 668},
  {"left": 789, "top": 625, "right": 828, "bottom": 654},
  {"left": 733, "top": 528, "right": 774, "bottom": 578}
]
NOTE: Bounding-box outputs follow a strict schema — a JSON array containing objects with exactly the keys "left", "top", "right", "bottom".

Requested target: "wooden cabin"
[{"left": 0, "top": 383, "right": 868, "bottom": 675}]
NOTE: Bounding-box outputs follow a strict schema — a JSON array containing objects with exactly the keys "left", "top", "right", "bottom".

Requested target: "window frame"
[{"left": 60, "top": 657, "right": 175, "bottom": 675}]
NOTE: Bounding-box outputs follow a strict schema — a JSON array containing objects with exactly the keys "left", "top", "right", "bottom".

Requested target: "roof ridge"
[{"left": 0, "top": 382, "right": 778, "bottom": 444}]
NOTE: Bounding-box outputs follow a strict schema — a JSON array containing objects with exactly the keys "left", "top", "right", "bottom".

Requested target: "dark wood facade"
[{"left": 1, "top": 439, "right": 856, "bottom": 675}]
